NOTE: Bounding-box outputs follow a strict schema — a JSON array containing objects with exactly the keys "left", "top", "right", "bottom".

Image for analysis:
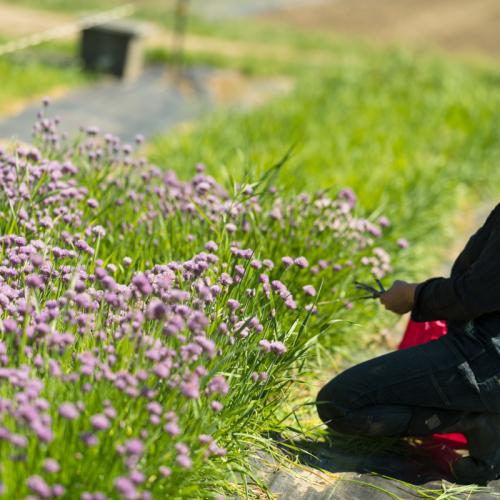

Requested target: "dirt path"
[
  {"left": 261, "top": 0, "right": 500, "bottom": 58},
  {"left": 0, "top": 2, "right": 69, "bottom": 37}
]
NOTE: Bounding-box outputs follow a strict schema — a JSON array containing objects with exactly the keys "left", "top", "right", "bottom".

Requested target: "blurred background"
[{"left": 1, "top": 0, "right": 500, "bottom": 266}]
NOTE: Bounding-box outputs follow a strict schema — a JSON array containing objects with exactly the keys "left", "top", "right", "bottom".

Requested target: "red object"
[{"left": 398, "top": 319, "right": 468, "bottom": 450}]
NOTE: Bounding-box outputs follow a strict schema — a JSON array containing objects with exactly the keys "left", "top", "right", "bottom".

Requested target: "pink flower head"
[
  {"left": 270, "top": 341, "right": 287, "bottom": 355},
  {"left": 303, "top": 285, "right": 316, "bottom": 296},
  {"left": 378, "top": 216, "right": 390, "bottom": 227},
  {"left": 26, "top": 274, "right": 44, "bottom": 289},
  {"left": 159, "top": 466, "right": 171, "bottom": 477},
  {"left": 337, "top": 188, "right": 357, "bottom": 209},
  {"left": 132, "top": 274, "right": 153, "bottom": 295},
  {"left": 91, "top": 414, "right": 110, "bottom": 431},
  {"left": 205, "top": 241, "right": 218, "bottom": 252},
  {"left": 114, "top": 477, "right": 137, "bottom": 498},
  {"left": 164, "top": 422, "right": 180, "bottom": 436},
  {"left": 259, "top": 339, "right": 272, "bottom": 352},
  {"left": 294, "top": 257, "right": 309, "bottom": 269},
  {"left": 227, "top": 299, "right": 240, "bottom": 311},
  {"left": 206, "top": 375, "right": 229, "bottom": 396},
  {"left": 210, "top": 401, "right": 223, "bottom": 412},
  {"left": 59, "top": 402, "right": 79, "bottom": 420},
  {"left": 125, "top": 438, "right": 144, "bottom": 456},
  {"left": 43, "top": 458, "right": 60, "bottom": 473},
  {"left": 180, "top": 375, "right": 200, "bottom": 400},
  {"left": 27, "top": 475, "right": 51, "bottom": 499},
  {"left": 147, "top": 300, "right": 167, "bottom": 320}
]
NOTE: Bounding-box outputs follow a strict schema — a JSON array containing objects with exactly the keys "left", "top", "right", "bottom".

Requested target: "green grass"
[
  {"left": 149, "top": 42, "right": 500, "bottom": 279},
  {"left": 0, "top": 42, "right": 90, "bottom": 116}
]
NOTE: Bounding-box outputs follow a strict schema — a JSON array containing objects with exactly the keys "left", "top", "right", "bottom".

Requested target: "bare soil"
[
  {"left": 0, "top": 2, "right": 68, "bottom": 37},
  {"left": 261, "top": 0, "right": 500, "bottom": 58}
]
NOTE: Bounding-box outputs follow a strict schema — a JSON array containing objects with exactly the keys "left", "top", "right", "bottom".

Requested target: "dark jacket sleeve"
[{"left": 411, "top": 213, "right": 500, "bottom": 322}]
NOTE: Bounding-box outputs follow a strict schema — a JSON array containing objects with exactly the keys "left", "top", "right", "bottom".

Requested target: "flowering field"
[{"left": 0, "top": 101, "right": 410, "bottom": 498}]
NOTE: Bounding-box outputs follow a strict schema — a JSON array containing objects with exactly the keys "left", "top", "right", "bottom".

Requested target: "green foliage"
[
  {"left": 0, "top": 53, "right": 87, "bottom": 115},
  {"left": 149, "top": 46, "right": 500, "bottom": 278}
]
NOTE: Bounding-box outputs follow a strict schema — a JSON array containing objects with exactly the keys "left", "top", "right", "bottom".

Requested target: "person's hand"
[{"left": 379, "top": 280, "right": 418, "bottom": 315}]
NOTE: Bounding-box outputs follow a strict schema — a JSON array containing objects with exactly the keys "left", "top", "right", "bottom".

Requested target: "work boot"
[
  {"left": 451, "top": 457, "right": 499, "bottom": 486},
  {"left": 439, "top": 412, "right": 500, "bottom": 485}
]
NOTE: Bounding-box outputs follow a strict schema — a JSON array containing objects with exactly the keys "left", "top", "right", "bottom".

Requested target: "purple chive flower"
[
  {"left": 208, "top": 441, "right": 227, "bottom": 457},
  {"left": 43, "top": 458, "right": 60, "bottom": 473},
  {"left": 164, "top": 421, "right": 180, "bottom": 436},
  {"left": 211, "top": 401, "right": 223, "bottom": 412},
  {"left": 10, "top": 434, "right": 27, "bottom": 448},
  {"left": 52, "top": 484, "right": 65, "bottom": 497},
  {"left": 81, "top": 432, "right": 98, "bottom": 447},
  {"left": 180, "top": 376, "right": 200, "bottom": 399},
  {"left": 159, "top": 466, "right": 171, "bottom": 477},
  {"left": 227, "top": 299, "right": 240, "bottom": 311},
  {"left": 259, "top": 339, "right": 272, "bottom": 352},
  {"left": 281, "top": 256, "right": 293, "bottom": 267},
  {"left": 378, "top": 216, "right": 390, "bottom": 227},
  {"left": 205, "top": 241, "right": 218, "bottom": 252},
  {"left": 87, "top": 198, "right": 99, "bottom": 209},
  {"left": 176, "top": 455, "right": 192, "bottom": 469},
  {"left": 59, "top": 402, "right": 79, "bottom": 420},
  {"left": 270, "top": 341, "right": 287, "bottom": 355},
  {"left": 114, "top": 477, "right": 137, "bottom": 498},
  {"left": 31, "top": 254, "right": 43, "bottom": 267},
  {"left": 147, "top": 300, "right": 167, "bottom": 320},
  {"left": 3, "top": 319, "right": 17, "bottom": 333},
  {"left": 199, "top": 434, "right": 212, "bottom": 444},
  {"left": 175, "top": 443, "right": 189, "bottom": 455},
  {"left": 303, "top": 285, "right": 316, "bottom": 296},
  {"left": 27, "top": 476, "right": 51, "bottom": 498},
  {"left": 338, "top": 187, "right": 357, "bottom": 208},
  {"left": 306, "top": 304, "right": 318, "bottom": 314},
  {"left": 75, "top": 293, "right": 93, "bottom": 310},
  {"left": 219, "top": 273, "right": 233, "bottom": 286},
  {"left": 147, "top": 402, "right": 162, "bottom": 415},
  {"left": 294, "top": 257, "right": 309, "bottom": 268},
  {"left": 33, "top": 422, "right": 54, "bottom": 443},
  {"left": 206, "top": 375, "right": 229, "bottom": 396},
  {"left": 397, "top": 238, "right": 409, "bottom": 249},
  {"left": 130, "top": 470, "right": 145, "bottom": 485},
  {"left": 125, "top": 438, "right": 144, "bottom": 455},
  {"left": 132, "top": 274, "right": 153, "bottom": 295},
  {"left": 26, "top": 274, "right": 44, "bottom": 289},
  {"left": 91, "top": 414, "right": 110, "bottom": 431}
]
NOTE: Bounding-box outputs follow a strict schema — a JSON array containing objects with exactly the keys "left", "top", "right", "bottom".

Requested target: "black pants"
[{"left": 316, "top": 335, "right": 500, "bottom": 438}]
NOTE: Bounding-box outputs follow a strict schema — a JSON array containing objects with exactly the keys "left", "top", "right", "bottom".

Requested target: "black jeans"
[{"left": 316, "top": 334, "right": 500, "bottom": 438}]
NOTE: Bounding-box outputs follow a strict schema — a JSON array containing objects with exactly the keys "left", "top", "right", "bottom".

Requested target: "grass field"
[
  {"left": 149, "top": 30, "right": 500, "bottom": 275},
  {"left": 0, "top": 39, "right": 89, "bottom": 116}
]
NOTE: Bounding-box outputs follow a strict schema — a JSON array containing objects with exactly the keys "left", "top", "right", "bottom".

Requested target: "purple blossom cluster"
[{"left": 0, "top": 106, "right": 405, "bottom": 498}]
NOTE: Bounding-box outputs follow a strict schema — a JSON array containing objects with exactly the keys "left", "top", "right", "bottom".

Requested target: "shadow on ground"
[
  {"left": 258, "top": 432, "right": 500, "bottom": 499},
  {"left": 285, "top": 436, "right": 453, "bottom": 484}
]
